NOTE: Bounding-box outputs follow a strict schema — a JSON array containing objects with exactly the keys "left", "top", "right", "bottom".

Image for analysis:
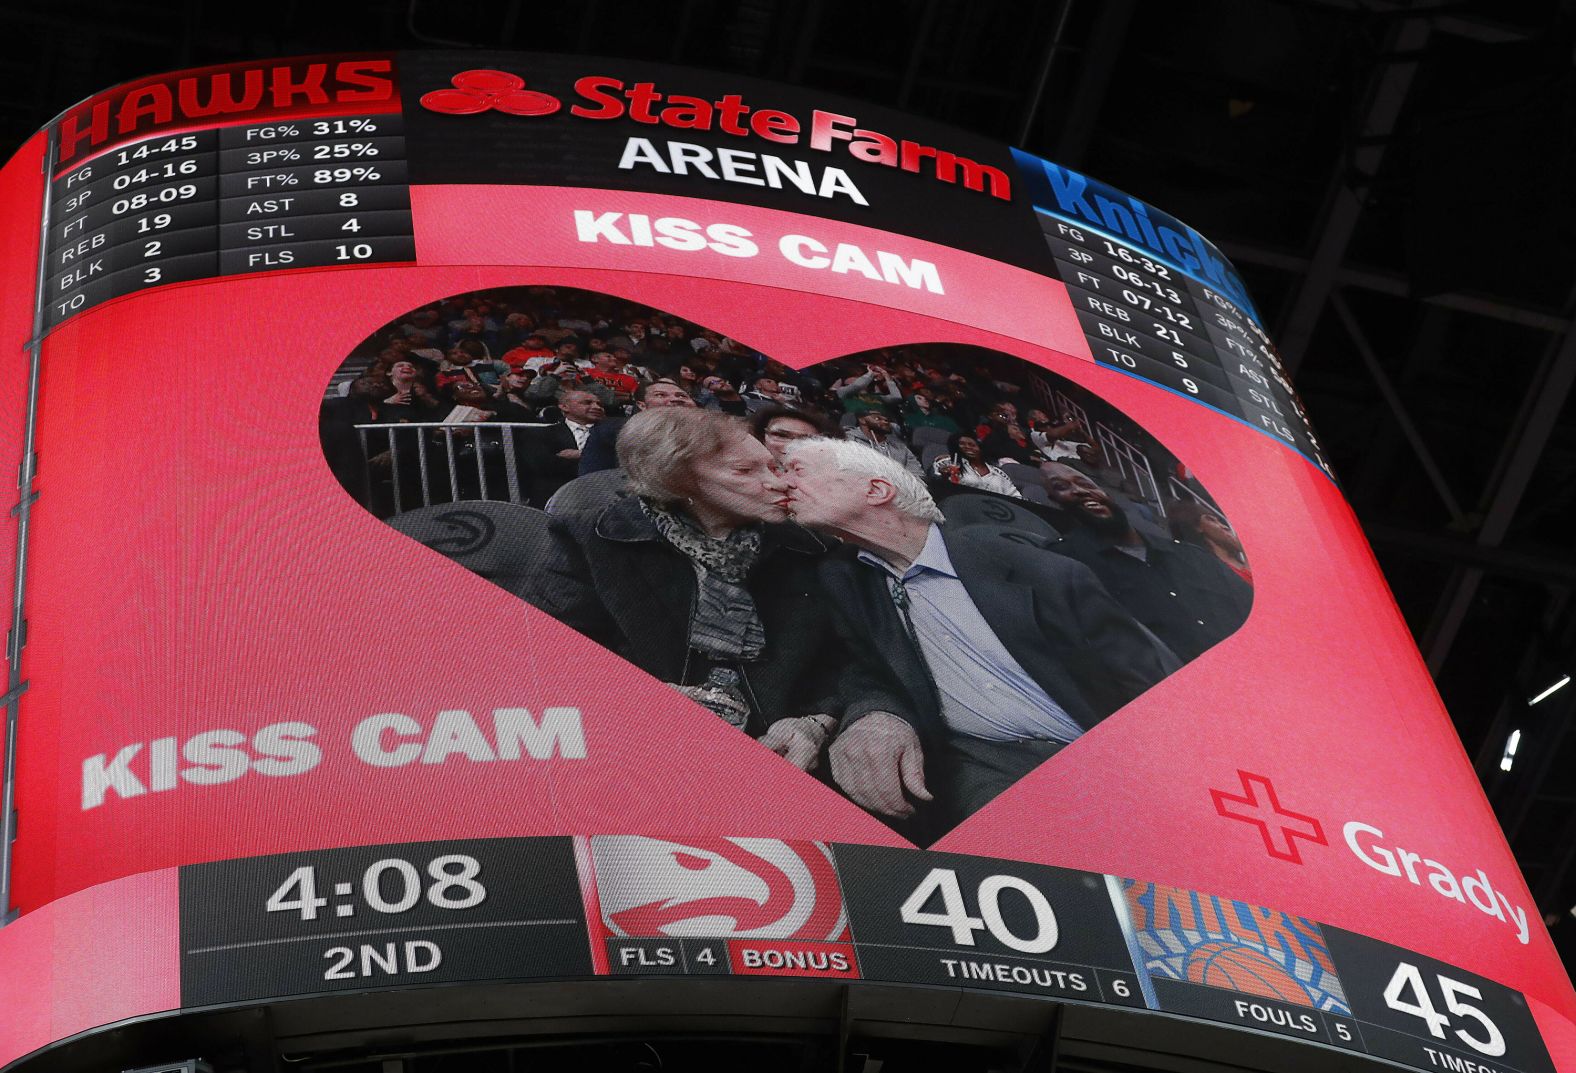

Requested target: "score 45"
[{"left": 1383, "top": 963, "right": 1506, "bottom": 1058}]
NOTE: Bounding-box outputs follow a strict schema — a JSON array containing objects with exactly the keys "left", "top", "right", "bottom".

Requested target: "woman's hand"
[{"left": 758, "top": 714, "right": 836, "bottom": 771}]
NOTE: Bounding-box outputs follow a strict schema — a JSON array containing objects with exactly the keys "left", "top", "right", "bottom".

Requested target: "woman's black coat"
[{"left": 515, "top": 496, "right": 881, "bottom": 733}]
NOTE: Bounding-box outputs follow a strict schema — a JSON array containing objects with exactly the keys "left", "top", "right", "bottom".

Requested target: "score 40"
[{"left": 900, "top": 867, "right": 1060, "bottom": 954}]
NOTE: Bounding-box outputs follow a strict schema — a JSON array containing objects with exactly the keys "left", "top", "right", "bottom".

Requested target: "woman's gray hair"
[
  {"left": 786, "top": 436, "right": 943, "bottom": 522},
  {"left": 617, "top": 407, "right": 751, "bottom": 504}
]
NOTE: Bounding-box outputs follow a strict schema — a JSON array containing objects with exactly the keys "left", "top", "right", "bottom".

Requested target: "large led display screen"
[{"left": 0, "top": 51, "right": 1571, "bottom": 1073}]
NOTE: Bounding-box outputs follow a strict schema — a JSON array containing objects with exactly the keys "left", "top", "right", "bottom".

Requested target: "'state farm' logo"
[{"left": 420, "top": 69, "right": 561, "bottom": 116}]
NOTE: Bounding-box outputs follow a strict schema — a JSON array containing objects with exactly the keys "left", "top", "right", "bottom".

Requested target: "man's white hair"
[{"left": 788, "top": 436, "right": 943, "bottom": 522}]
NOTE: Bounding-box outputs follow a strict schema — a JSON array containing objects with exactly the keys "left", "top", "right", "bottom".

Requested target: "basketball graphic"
[
  {"left": 1122, "top": 880, "right": 1352, "bottom": 1014},
  {"left": 1185, "top": 940, "right": 1314, "bottom": 1005}
]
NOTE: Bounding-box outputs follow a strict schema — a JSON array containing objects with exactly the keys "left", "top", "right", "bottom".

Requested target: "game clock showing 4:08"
[{"left": 178, "top": 838, "right": 592, "bottom": 1006}]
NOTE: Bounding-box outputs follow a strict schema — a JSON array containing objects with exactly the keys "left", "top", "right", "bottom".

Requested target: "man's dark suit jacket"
[
  {"left": 578, "top": 415, "right": 630, "bottom": 477},
  {"left": 819, "top": 522, "right": 1181, "bottom": 744},
  {"left": 524, "top": 421, "right": 583, "bottom": 507}
]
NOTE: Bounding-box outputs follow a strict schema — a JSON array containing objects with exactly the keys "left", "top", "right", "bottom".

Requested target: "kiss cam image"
[{"left": 320, "top": 284, "right": 1252, "bottom": 843}]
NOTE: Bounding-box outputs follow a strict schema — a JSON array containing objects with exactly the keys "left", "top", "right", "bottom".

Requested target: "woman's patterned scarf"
[{"left": 641, "top": 498, "right": 767, "bottom": 661}]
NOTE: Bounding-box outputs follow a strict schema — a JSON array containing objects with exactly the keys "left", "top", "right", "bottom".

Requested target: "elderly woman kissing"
[{"left": 523, "top": 408, "right": 859, "bottom": 771}]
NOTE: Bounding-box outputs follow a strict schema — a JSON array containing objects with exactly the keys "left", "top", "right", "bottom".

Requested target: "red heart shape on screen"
[{"left": 320, "top": 284, "right": 1252, "bottom": 846}]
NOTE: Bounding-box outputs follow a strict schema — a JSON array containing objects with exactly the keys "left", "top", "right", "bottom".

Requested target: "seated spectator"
[
  {"left": 400, "top": 308, "right": 444, "bottom": 348},
  {"left": 703, "top": 376, "right": 750, "bottom": 416},
  {"left": 443, "top": 382, "right": 503, "bottom": 422},
  {"left": 931, "top": 433, "right": 1022, "bottom": 498},
  {"left": 1168, "top": 499, "right": 1252, "bottom": 585},
  {"left": 384, "top": 361, "right": 443, "bottom": 417},
  {"left": 676, "top": 363, "right": 706, "bottom": 398},
  {"left": 1072, "top": 442, "right": 1127, "bottom": 488},
  {"left": 587, "top": 350, "right": 641, "bottom": 404},
  {"left": 614, "top": 346, "right": 657, "bottom": 383},
  {"left": 437, "top": 340, "right": 508, "bottom": 396},
  {"left": 847, "top": 411, "right": 924, "bottom": 476},
  {"left": 495, "top": 368, "right": 540, "bottom": 412},
  {"left": 904, "top": 389, "right": 962, "bottom": 435},
  {"left": 1041, "top": 463, "right": 1252, "bottom": 661},
  {"left": 743, "top": 376, "right": 791, "bottom": 414},
  {"left": 448, "top": 309, "right": 495, "bottom": 351},
  {"left": 495, "top": 312, "right": 534, "bottom": 352},
  {"left": 552, "top": 339, "right": 587, "bottom": 368},
  {"left": 833, "top": 362, "right": 903, "bottom": 417},
  {"left": 580, "top": 378, "right": 698, "bottom": 476},
  {"left": 1027, "top": 409, "right": 1088, "bottom": 462},
  {"left": 750, "top": 405, "right": 844, "bottom": 462},
  {"left": 526, "top": 360, "right": 612, "bottom": 408},
  {"left": 979, "top": 403, "right": 1044, "bottom": 466},
  {"left": 525, "top": 389, "right": 605, "bottom": 506},
  {"left": 501, "top": 333, "right": 555, "bottom": 370},
  {"left": 384, "top": 335, "right": 441, "bottom": 379}
]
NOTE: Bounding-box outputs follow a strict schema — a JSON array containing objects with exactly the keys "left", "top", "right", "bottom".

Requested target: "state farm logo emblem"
[
  {"left": 419, "top": 69, "right": 560, "bottom": 116},
  {"left": 590, "top": 836, "right": 849, "bottom": 940}
]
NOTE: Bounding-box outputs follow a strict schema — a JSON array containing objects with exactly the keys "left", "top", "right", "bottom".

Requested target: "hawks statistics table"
[
  {"left": 44, "top": 114, "right": 414, "bottom": 328},
  {"left": 180, "top": 836, "right": 1557, "bottom": 1073}
]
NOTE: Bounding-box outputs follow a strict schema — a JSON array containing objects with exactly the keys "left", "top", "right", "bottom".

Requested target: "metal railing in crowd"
[
  {"left": 1168, "top": 475, "right": 1227, "bottom": 522},
  {"left": 1095, "top": 423, "right": 1164, "bottom": 517},
  {"left": 354, "top": 422, "right": 551, "bottom": 512},
  {"left": 1048, "top": 389, "right": 1091, "bottom": 441},
  {"left": 1048, "top": 387, "right": 1166, "bottom": 517}
]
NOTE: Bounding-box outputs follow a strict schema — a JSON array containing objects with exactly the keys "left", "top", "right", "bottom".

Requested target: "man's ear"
[{"left": 865, "top": 478, "right": 898, "bottom": 507}]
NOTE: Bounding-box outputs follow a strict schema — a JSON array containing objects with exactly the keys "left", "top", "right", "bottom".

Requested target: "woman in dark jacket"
[{"left": 519, "top": 408, "right": 875, "bottom": 771}]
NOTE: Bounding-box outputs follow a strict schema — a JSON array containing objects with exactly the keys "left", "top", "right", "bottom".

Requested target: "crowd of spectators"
[
  {"left": 321, "top": 285, "right": 1255, "bottom": 838},
  {"left": 323, "top": 285, "right": 1222, "bottom": 516}
]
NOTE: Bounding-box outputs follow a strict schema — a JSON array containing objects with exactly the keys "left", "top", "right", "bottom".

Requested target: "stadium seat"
[
  {"left": 1005, "top": 463, "right": 1044, "bottom": 490},
  {"left": 941, "top": 492, "right": 1060, "bottom": 542},
  {"left": 387, "top": 500, "right": 555, "bottom": 589}
]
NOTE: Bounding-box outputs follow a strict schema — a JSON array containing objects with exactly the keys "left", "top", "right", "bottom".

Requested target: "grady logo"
[
  {"left": 590, "top": 835, "right": 848, "bottom": 940},
  {"left": 420, "top": 69, "right": 561, "bottom": 116},
  {"left": 1209, "top": 772, "right": 1532, "bottom": 944}
]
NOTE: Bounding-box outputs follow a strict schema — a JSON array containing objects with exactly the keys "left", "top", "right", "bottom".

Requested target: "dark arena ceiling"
[{"left": 5, "top": 0, "right": 1576, "bottom": 975}]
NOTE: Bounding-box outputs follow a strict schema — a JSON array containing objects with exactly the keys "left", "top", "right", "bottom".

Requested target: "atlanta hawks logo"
[
  {"left": 419, "top": 69, "right": 561, "bottom": 116},
  {"left": 590, "top": 836, "right": 849, "bottom": 941}
]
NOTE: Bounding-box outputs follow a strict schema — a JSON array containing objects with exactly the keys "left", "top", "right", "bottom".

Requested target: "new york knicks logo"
[
  {"left": 420, "top": 69, "right": 561, "bottom": 116},
  {"left": 590, "top": 836, "right": 849, "bottom": 941},
  {"left": 1122, "top": 879, "right": 1351, "bottom": 1013}
]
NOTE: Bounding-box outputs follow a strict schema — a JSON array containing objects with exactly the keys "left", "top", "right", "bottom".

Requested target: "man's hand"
[
  {"left": 758, "top": 715, "right": 833, "bottom": 772},
  {"left": 557, "top": 448, "right": 581, "bottom": 460},
  {"left": 829, "top": 712, "right": 932, "bottom": 817}
]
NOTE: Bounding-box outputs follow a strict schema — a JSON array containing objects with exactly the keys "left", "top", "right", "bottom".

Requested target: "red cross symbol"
[{"left": 1210, "top": 771, "right": 1327, "bottom": 864}]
